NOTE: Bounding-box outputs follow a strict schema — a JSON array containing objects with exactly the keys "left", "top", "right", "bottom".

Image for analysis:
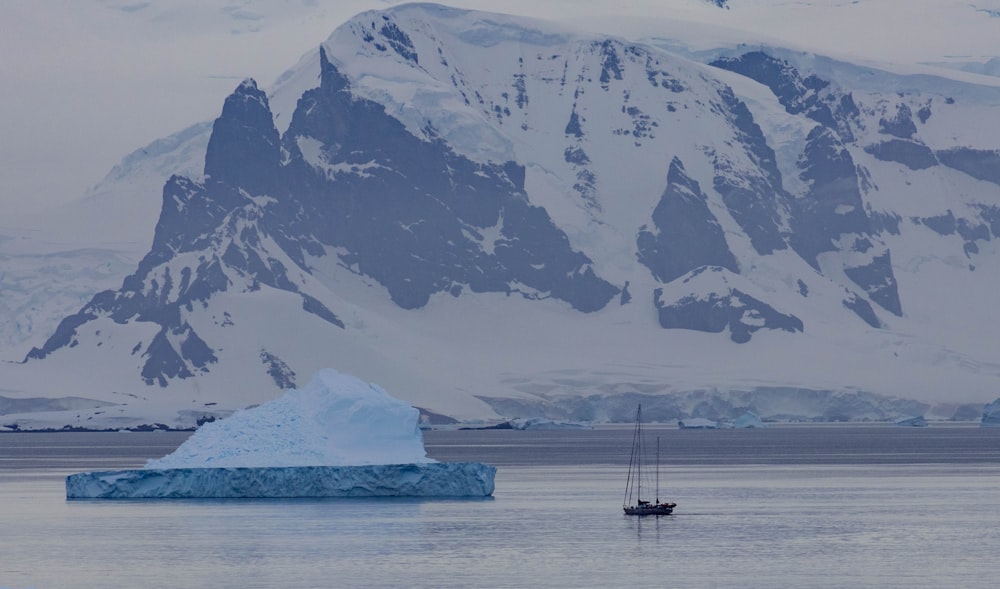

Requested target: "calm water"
[{"left": 2, "top": 425, "right": 1000, "bottom": 588}]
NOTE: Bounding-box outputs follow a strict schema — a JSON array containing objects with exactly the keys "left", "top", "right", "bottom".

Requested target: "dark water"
[
  {"left": 2, "top": 425, "right": 1000, "bottom": 588},
  {"left": 426, "top": 423, "right": 1000, "bottom": 465}
]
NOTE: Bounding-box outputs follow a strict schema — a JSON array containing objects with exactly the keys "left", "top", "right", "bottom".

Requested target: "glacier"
[
  {"left": 65, "top": 463, "right": 496, "bottom": 499},
  {"left": 66, "top": 369, "right": 496, "bottom": 498}
]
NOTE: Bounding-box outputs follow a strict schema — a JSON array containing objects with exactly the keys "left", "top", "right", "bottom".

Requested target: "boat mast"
[
  {"left": 637, "top": 405, "right": 642, "bottom": 502},
  {"left": 624, "top": 404, "right": 643, "bottom": 508},
  {"left": 655, "top": 436, "right": 660, "bottom": 504}
]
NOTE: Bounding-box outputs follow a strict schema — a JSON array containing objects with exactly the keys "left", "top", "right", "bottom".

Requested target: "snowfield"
[{"left": 3, "top": 2, "right": 1000, "bottom": 429}]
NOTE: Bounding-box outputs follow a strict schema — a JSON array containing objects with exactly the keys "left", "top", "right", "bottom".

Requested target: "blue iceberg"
[
  {"left": 66, "top": 463, "right": 496, "bottom": 499},
  {"left": 66, "top": 369, "right": 496, "bottom": 499},
  {"left": 982, "top": 398, "right": 1000, "bottom": 428},
  {"left": 732, "top": 411, "right": 766, "bottom": 428}
]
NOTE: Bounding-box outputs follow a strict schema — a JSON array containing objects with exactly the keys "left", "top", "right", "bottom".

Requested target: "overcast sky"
[{"left": 3, "top": 0, "right": 998, "bottom": 216}]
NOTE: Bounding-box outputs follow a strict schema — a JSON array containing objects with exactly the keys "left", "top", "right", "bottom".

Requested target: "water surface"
[{"left": 2, "top": 425, "right": 999, "bottom": 588}]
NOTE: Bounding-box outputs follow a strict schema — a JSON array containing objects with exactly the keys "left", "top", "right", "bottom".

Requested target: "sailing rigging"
[{"left": 623, "top": 404, "right": 677, "bottom": 516}]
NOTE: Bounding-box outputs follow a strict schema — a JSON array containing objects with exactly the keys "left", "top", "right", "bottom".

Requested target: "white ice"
[
  {"left": 67, "top": 368, "right": 496, "bottom": 498},
  {"left": 508, "top": 417, "right": 591, "bottom": 430},
  {"left": 679, "top": 411, "right": 765, "bottom": 429},
  {"left": 146, "top": 368, "right": 433, "bottom": 468},
  {"left": 677, "top": 417, "right": 721, "bottom": 430}
]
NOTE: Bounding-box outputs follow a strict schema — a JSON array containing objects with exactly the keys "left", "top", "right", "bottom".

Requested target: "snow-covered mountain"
[{"left": 4, "top": 2, "right": 1000, "bottom": 429}]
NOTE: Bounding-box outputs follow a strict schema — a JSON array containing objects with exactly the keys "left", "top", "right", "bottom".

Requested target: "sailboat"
[{"left": 623, "top": 404, "right": 677, "bottom": 516}]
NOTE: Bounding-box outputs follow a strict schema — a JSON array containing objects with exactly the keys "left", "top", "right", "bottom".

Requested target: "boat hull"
[{"left": 624, "top": 502, "right": 676, "bottom": 516}]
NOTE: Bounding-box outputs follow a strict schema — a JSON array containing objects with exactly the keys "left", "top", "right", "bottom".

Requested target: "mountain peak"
[
  {"left": 7, "top": 5, "right": 1000, "bottom": 429},
  {"left": 203, "top": 78, "right": 281, "bottom": 196},
  {"left": 238, "top": 78, "right": 259, "bottom": 92}
]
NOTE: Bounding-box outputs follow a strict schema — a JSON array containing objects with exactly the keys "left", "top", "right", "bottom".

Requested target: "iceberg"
[
  {"left": 463, "top": 417, "right": 591, "bottom": 430},
  {"left": 509, "top": 417, "right": 591, "bottom": 430},
  {"left": 146, "top": 368, "right": 432, "bottom": 468},
  {"left": 66, "top": 369, "right": 496, "bottom": 498},
  {"left": 679, "top": 411, "right": 765, "bottom": 429},
  {"left": 732, "top": 411, "right": 766, "bottom": 428},
  {"left": 66, "top": 463, "right": 495, "bottom": 499},
  {"left": 895, "top": 415, "right": 928, "bottom": 427},
  {"left": 678, "top": 417, "right": 722, "bottom": 429},
  {"left": 981, "top": 398, "right": 1000, "bottom": 428}
]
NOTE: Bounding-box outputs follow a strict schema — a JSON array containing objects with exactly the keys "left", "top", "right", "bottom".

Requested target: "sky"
[{"left": 3, "top": 0, "right": 1000, "bottom": 217}]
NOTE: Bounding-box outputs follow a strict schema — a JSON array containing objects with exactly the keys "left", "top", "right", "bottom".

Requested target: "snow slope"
[{"left": 3, "top": 2, "right": 1000, "bottom": 429}]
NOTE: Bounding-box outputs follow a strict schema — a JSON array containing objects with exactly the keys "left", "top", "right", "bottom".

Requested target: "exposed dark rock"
[
  {"left": 878, "top": 104, "right": 917, "bottom": 139},
  {"left": 937, "top": 147, "right": 1000, "bottom": 186},
  {"left": 957, "top": 218, "right": 990, "bottom": 243},
  {"left": 278, "top": 47, "right": 619, "bottom": 312},
  {"left": 711, "top": 87, "right": 789, "bottom": 255},
  {"left": 301, "top": 294, "right": 344, "bottom": 328},
  {"left": 637, "top": 158, "right": 739, "bottom": 283},
  {"left": 869, "top": 210, "right": 902, "bottom": 235},
  {"left": 865, "top": 139, "right": 937, "bottom": 170},
  {"left": 920, "top": 211, "right": 957, "bottom": 235},
  {"left": 260, "top": 350, "right": 296, "bottom": 390},
  {"left": 596, "top": 40, "right": 624, "bottom": 86},
  {"left": 844, "top": 251, "right": 901, "bottom": 316},
  {"left": 565, "top": 109, "right": 584, "bottom": 137},
  {"left": 619, "top": 281, "right": 632, "bottom": 305},
  {"left": 842, "top": 291, "right": 881, "bottom": 328},
  {"left": 979, "top": 205, "right": 1000, "bottom": 237},
  {"left": 916, "top": 104, "right": 932, "bottom": 123},
  {"left": 710, "top": 51, "right": 856, "bottom": 141},
  {"left": 652, "top": 268, "right": 803, "bottom": 343},
  {"left": 204, "top": 79, "right": 282, "bottom": 196},
  {"left": 26, "top": 45, "right": 621, "bottom": 389},
  {"left": 790, "top": 126, "right": 869, "bottom": 265},
  {"left": 380, "top": 18, "right": 419, "bottom": 63},
  {"left": 789, "top": 126, "right": 902, "bottom": 317}
]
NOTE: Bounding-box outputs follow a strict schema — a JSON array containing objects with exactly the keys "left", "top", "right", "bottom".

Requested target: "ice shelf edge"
[{"left": 66, "top": 462, "right": 496, "bottom": 499}]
